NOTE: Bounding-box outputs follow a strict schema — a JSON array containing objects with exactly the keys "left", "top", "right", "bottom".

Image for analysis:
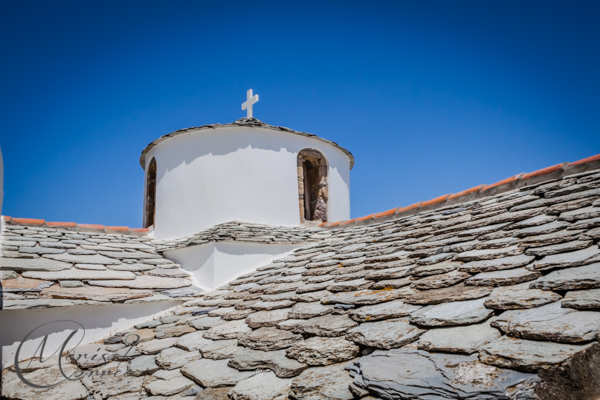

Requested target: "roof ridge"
[
  {"left": 1, "top": 217, "right": 149, "bottom": 236},
  {"left": 323, "top": 152, "right": 600, "bottom": 228}
]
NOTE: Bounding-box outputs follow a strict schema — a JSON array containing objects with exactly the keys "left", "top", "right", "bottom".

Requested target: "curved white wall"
[{"left": 145, "top": 127, "right": 351, "bottom": 239}]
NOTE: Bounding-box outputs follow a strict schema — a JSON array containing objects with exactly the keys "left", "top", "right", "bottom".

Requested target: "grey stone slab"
[
  {"left": 571, "top": 216, "right": 600, "bottom": 230},
  {"left": 154, "top": 324, "right": 195, "bottom": 339},
  {"left": 479, "top": 336, "right": 593, "bottom": 372},
  {"left": 238, "top": 327, "right": 303, "bottom": 351},
  {"left": 137, "top": 337, "right": 179, "bottom": 354},
  {"left": 127, "top": 354, "right": 159, "bottom": 376},
  {"left": 89, "top": 275, "right": 192, "bottom": 289},
  {"left": 350, "top": 349, "right": 537, "bottom": 399},
  {"left": 250, "top": 299, "right": 295, "bottom": 310},
  {"left": 40, "top": 286, "right": 153, "bottom": 302},
  {"left": 98, "top": 250, "right": 162, "bottom": 259},
  {"left": 22, "top": 269, "right": 136, "bottom": 281},
  {"left": 19, "top": 245, "right": 65, "bottom": 254},
  {"left": 372, "top": 277, "right": 413, "bottom": 289},
  {"left": 296, "top": 281, "right": 331, "bottom": 294},
  {"left": 59, "top": 280, "right": 84, "bottom": 288},
  {"left": 144, "top": 375, "right": 195, "bottom": 396},
  {"left": 228, "top": 348, "right": 308, "bottom": 378},
  {"left": 288, "top": 302, "right": 334, "bottom": 319},
  {"left": 156, "top": 347, "right": 201, "bottom": 370},
  {"left": 0, "top": 270, "right": 17, "bottom": 280},
  {"left": 327, "top": 278, "right": 373, "bottom": 292},
  {"left": 459, "top": 254, "right": 535, "bottom": 273},
  {"left": 3, "top": 298, "right": 106, "bottom": 309},
  {"left": 491, "top": 301, "right": 600, "bottom": 343},
  {"left": 525, "top": 240, "right": 593, "bottom": 257},
  {"left": 410, "top": 260, "right": 463, "bottom": 277},
  {"left": 484, "top": 282, "right": 563, "bottom": 309},
  {"left": 203, "top": 319, "right": 252, "bottom": 340},
  {"left": 175, "top": 331, "right": 213, "bottom": 351},
  {"left": 292, "top": 314, "right": 358, "bottom": 337},
  {"left": 530, "top": 263, "right": 600, "bottom": 290},
  {"left": 44, "top": 253, "right": 122, "bottom": 265},
  {"left": 530, "top": 247, "right": 600, "bottom": 271},
  {"left": 286, "top": 336, "right": 360, "bottom": 365},
  {"left": 520, "top": 228, "right": 585, "bottom": 246},
  {"left": 0, "top": 257, "right": 72, "bottom": 271},
  {"left": 562, "top": 288, "right": 600, "bottom": 309},
  {"left": 289, "top": 363, "right": 354, "bottom": 400},
  {"left": 410, "top": 298, "right": 494, "bottom": 327},
  {"left": 465, "top": 267, "right": 541, "bottom": 287},
  {"left": 1, "top": 364, "right": 88, "bottom": 400},
  {"left": 404, "top": 283, "right": 492, "bottom": 305},
  {"left": 454, "top": 245, "right": 523, "bottom": 262},
  {"left": 209, "top": 307, "right": 253, "bottom": 320},
  {"left": 345, "top": 318, "right": 424, "bottom": 349},
  {"left": 245, "top": 308, "right": 289, "bottom": 328},
  {"left": 512, "top": 214, "right": 556, "bottom": 228},
  {"left": 107, "top": 263, "right": 156, "bottom": 271},
  {"left": 228, "top": 371, "right": 292, "bottom": 400},
  {"left": 349, "top": 299, "right": 422, "bottom": 322},
  {"left": 321, "top": 288, "right": 412, "bottom": 305},
  {"left": 190, "top": 316, "right": 225, "bottom": 330},
  {"left": 292, "top": 289, "right": 333, "bottom": 303},
  {"left": 74, "top": 263, "right": 107, "bottom": 270},
  {"left": 181, "top": 358, "right": 254, "bottom": 387},
  {"left": 513, "top": 221, "right": 570, "bottom": 237},
  {"left": 417, "top": 252, "right": 455, "bottom": 265},
  {"left": 411, "top": 270, "right": 471, "bottom": 290},
  {"left": 364, "top": 266, "right": 412, "bottom": 280},
  {"left": 417, "top": 317, "right": 501, "bottom": 354}
]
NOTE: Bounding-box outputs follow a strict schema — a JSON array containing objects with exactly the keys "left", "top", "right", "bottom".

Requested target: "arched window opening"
[
  {"left": 297, "top": 149, "right": 328, "bottom": 223},
  {"left": 145, "top": 158, "right": 157, "bottom": 228}
]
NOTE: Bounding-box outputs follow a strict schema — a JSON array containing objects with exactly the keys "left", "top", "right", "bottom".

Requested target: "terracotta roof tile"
[
  {"left": 522, "top": 163, "right": 566, "bottom": 180},
  {"left": 46, "top": 221, "right": 77, "bottom": 228},
  {"left": 12, "top": 218, "right": 45, "bottom": 225},
  {"left": 420, "top": 194, "right": 450, "bottom": 207},
  {"left": 374, "top": 208, "right": 399, "bottom": 219},
  {"left": 481, "top": 174, "right": 523, "bottom": 191},
  {"left": 571, "top": 153, "right": 600, "bottom": 165},
  {"left": 447, "top": 184, "right": 485, "bottom": 200}
]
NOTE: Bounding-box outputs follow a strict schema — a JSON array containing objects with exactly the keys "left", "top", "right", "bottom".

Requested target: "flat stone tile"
[
  {"left": 246, "top": 308, "right": 289, "bottom": 328},
  {"left": 465, "top": 268, "right": 540, "bottom": 287},
  {"left": 349, "top": 299, "right": 422, "bottom": 322},
  {"left": 228, "top": 348, "right": 307, "bottom": 378},
  {"left": 238, "top": 327, "right": 303, "bottom": 351},
  {"left": 181, "top": 358, "right": 254, "bottom": 388},
  {"left": 404, "top": 283, "right": 492, "bottom": 305},
  {"left": 203, "top": 319, "right": 252, "bottom": 340},
  {"left": 345, "top": 318, "right": 424, "bottom": 349},
  {"left": 292, "top": 314, "right": 358, "bottom": 337},
  {"left": 530, "top": 247, "right": 600, "bottom": 271},
  {"left": 417, "top": 317, "right": 501, "bottom": 354},
  {"left": 411, "top": 270, "right": 471, "bottom": 290},
  {"left": 484, "top": 282, "right": 563, "bottom": 309},
  {"left": 410, "top": 298, "right": 494, "bottom": 327},
  {"left": 290, "top": 363, "right": 354, "bottom": 400},
  {"left": 228, "top": 371, "right": 292, "bottom": 400},
  {"left": 530, "top": 263, "right": 600, "bottom": 290},
  {"left": 459, "top": 254, "right": 535, "bottom": 273},
  {"left": 288, "top": 302, "right": 334, "bottom": 319},
  {"left": 562, "top": 288, "right": 600, "bottom": 309},
  {"left": 321, "top": 288, "right": 412, "bottom": 305},
  {"left": 286, "top": 336, "right": 359, "bottom": 366}
]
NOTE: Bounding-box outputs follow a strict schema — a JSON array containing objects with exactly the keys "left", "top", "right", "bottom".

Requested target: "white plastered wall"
[
  {"left": 144, "top": 127, "right": 351, "bottom": 239},
  {"left": 0, "top": 300, "right": 181, "bottom": 369},
  {"left": 164, "top": 242, "right": 302, "bottom": 290}
]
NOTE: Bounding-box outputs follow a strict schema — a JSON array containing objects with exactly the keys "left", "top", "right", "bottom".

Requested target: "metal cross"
[{"left": 241, "top": 89, "right": 259, "bottom": 118}]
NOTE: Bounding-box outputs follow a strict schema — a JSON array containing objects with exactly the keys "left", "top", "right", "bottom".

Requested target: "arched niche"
[
  {"left": 145, "top": 158, "right": 157, "bottom": 228},
  {"left": 297, "top": 148, "right": 328, "bottom": 223}
]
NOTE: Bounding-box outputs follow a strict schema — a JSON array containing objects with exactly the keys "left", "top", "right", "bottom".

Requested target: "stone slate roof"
[
  {"left": 154, "top": 221, "right": 322, "bottom": 253},
  {"left": 4, "top": 162, "right": 600, "bottom": 399},
  {"left": 139, "top": 117, "right": 356, "bottom": 170}
]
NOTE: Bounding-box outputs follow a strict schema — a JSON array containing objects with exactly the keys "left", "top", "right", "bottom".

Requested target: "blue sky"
[{"left": 1, "top": 0, "right": 598, "bottom": 226}]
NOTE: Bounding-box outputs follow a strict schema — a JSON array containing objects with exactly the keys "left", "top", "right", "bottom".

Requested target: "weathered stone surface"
[
  {"left": 40, "top": 286, "right": 153, "bottom": 301},
  {"left": 44, "top": 253, "right": 122, "bottom": 265},
  {"left": 238, "top": 327, "right": 303, "bottom": 351},
  {"left": 492, "top": 302, "right": 600, "bottom": 343},
  {"left": 534, "top": 343, "right": 600, "bottom": 400},
  {"left": 346, "top": 318, "right": 424, "bottom": 349},
  {"left": 292, "top": 289, "right": 333, "bottom": 303},
  {"left": 22, "top": 269, "right": 136, "bottom": 281},
  {"left": 155, "top": 347, "right": 201, "bottom": 369},
  {"left": 195, "top": 387, "right": 232, "bottom": 400},
  {"left": 417, "top": 317, "right": 501, "bottom": 354},
  {"left": 0, "top": 270, "right": 17, "bottom": 280},
  {"left": 411, "top": 270, "right": 471, "bottom": 290},
  {"left": 530, "top": 263, "right": 600, "bottom": 290},
  {"left": 287, "top": 337, "right": 359, "bottom": 366},
  {"left": 562, "top": 288, "right": 600, "bottom": 309},
  {"left": 98, "top": 250, "right": 161, "bottom": 259},
  {"left": 321, "top": 288, "right": 410, "bottom": 305},
  {"left": 137, "top": 337, "right": 179, "bottom": 354},
  {"left": 410, "top": 260, "right": 463, "bottom": 277},
  {"left": 80, "top": 361, "right": 148, "bottom": 398},
  {"left": 197, "top": 338, "right": 239, "bottom": 360},
  {"left": 292, "top": 314, "right": 358, "bottom": 337},
  {"left": 372, "top": 277, "right": 412, "bottom": 289},
  {"left": 245, "top": 308, "right": 289, "bottom": 328},
  {"left": 1, "top": 276, "right": 52, "bottom": 291},
  {"left": 127, "top": 354, "right": 159, "bottom": 376},
  {"left": 181, "top": 358, "right": 254, "bottom": 387},
  {"left": 2, "top": 298, "right": 106, "bottom": 309},
  {"left": 349, "top": 349, "right": 537, "bottom": 399},
  {"left": 454, "top": 245, "right": 523, "bottom": 262},
  {"left": 203, "top": 319, "right": 252, "bottom": 340},
  {"left": 479, "top": 336, "right": 593, "bottom": 372},
  {"left": 144, "top": 375, "right": 195, "bottom": 396},
  {"left": 459, "top": 254, "right": 535, "bottom": 273},
  {"left": 88, "top": 275, "right": 191, "bottom": 289},
  {"left": 484, "top": 282, "right": 563, "bottom": 309},
  {"left": 349, "top": 299, "right": 422, "bottom": 322},
  {"left": 190, "top": 316, "right": 226, "bottom": 330},
  {"left": 229, "top": 371, "right": 292, "bottom": 400},
  {"left": 210, "top": 307, "right": 253, "bottom": 320},
  {"left": 19, "top": 245, "right": 65, "bottom": 254},
  {"left": 365, "top": 266, "right": 412, "bottom": 280},
  {"left": 69, "top": 343, "right": 114, "bottom": 368},
  {"left": 0, "top": 257, "right": 72, "bottom": 271},
  {"left": 288, "top": 302, "right": 334, "bottom": 319},
  {"left": 155, "top": 325, "right": 195, "bottom": 339},
  {"left": 107, "top": 263, "right": 155, "bottom": 271},
  {"left": 530, "top": 247, "right": 600, "bottom": 271},
  {"left": 250, "top": 300, "right": 295, "bottom": 310},
  {"left": 327, "top": 278, "right": 373, "bottom": 292},
  {"left": 404, "top": 283, "right": 492, "bottom": 305},
  {"left": 228, "top": 348, "right": 308, "bottom": 378},
  {"left": 1, "top": 364, "right": 88, "bottom": 400},
  {"left": 465, "top": 267, "right": 541, "bottom": 287},
  {"left": 525, "top": 240, "right": 593, "bottom": 257},
  {"left": 410, "top": 298, "right": 494, "bottom": 327},
  {"left": 290, "top": 363, "right": 354, "bottom": 400},
  {"left": 513, "top": 221, "right": 570, "bottom": 237},
  {"left": 73, "top": 263, "right": 107, "bottom": 270}
]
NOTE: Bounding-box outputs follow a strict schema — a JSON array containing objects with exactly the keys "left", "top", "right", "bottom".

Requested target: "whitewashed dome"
[{"left": 140, "top": 118, "right": 354, "bottom": 239}]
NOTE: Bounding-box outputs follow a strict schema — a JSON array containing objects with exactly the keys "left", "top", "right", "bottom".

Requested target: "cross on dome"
[{"left": 241, "top": 89, "right": 259, "bottom": 118}]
